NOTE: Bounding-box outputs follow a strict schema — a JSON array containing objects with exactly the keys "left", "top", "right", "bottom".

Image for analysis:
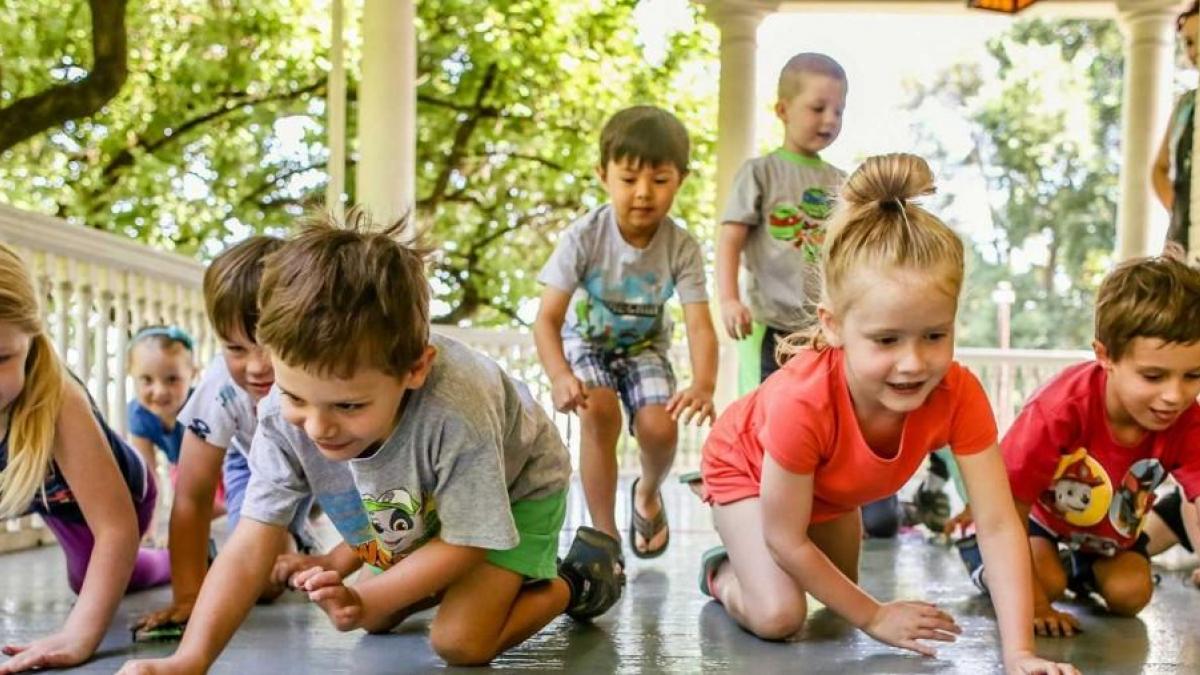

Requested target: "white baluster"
[
  {"left": 114, "top": 272, "right": 131, "bottom": 437},
  {"left": 94, "top": 268, "right": 114, "bottom": 422},
  {"left": 132, "top": 274, "right": 149, "bottom": 335},
  {"left": 52, "top": 256, "right": 71, "bottom": 364},
  {"left": 73, "top": 260, "right": 94, "bottom": 387}
]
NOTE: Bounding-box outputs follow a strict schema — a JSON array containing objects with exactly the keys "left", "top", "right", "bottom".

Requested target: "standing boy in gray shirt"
[
  {"left": 119, "top": 214, "right": 623, "bottom": 673},
  {"left": 716, "top": 53, "right": 848, "bottom": 387},
  {"left": 534, "top": 106, "right": 719, "bottom": 564}
]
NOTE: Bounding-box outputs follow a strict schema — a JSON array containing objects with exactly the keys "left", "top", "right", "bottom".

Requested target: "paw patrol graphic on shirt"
[
  {"left": 1109, "top": 458, "right": 1166, "bottom": 538},
  {"left": 1041, "top": 448, "right": 1113, "bottom": 528},
  {"left": 360, "top": 488, "right": 440, "bottom": 569}
]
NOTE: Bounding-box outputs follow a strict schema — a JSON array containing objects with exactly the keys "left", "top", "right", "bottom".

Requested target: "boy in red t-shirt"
[{"left": 959, "top": 257, "right": 1200, "bottom": 637}]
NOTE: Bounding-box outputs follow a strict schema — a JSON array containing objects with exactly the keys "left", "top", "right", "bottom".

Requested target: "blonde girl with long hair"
[
  {"left": 694, "top": 155, "right": 1076, "bottom": 674},
  {"left": 0, "top": 243, "right": 169, "bottom": 673}
]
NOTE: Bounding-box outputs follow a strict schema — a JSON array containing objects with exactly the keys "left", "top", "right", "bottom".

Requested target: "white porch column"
[
  {"left": 356, "top": 0, "right": 417, "bottom": 226},
  {"left": 707, "top": 1, "right": 777, "bottom": 218},
  {"left": 1115, "top": 0, "right": 1176, "bottom": 259},
  {"left": 326, "top": 0, "right": 346, "bottom": 218},
  {"left": 703, "top": 0, "right": 778, "bottom": 410}
]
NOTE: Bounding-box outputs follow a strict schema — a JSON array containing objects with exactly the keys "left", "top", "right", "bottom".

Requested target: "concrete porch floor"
[{"left": 3, "top": 476, "right": 1199, "bottom": 674}]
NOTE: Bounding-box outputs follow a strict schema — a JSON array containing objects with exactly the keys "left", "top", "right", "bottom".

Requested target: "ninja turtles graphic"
[{"left": 767, "top": 187, "right": 835, "bottom": 263}]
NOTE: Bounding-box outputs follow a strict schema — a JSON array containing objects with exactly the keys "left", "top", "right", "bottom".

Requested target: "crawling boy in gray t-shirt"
[{"left": 121, "top": 214, "right": 625, "bottom": 674}]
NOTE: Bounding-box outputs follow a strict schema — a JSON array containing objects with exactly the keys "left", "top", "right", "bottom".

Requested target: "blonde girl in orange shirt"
[{"left": 695, "top": 154, "right": 1076, "bottom": 674}]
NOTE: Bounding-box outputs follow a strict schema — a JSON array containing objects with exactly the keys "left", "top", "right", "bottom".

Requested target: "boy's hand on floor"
[
  {"left": 1033, "top": 607, "right": 1081, "bottom": 637},
  {"left": 862, "top": 600, "right": 961, "bottom": 658},
  {"left": 273, "top": 552, "right": 330, "bottom": 590},
  {"left": 1190, "top": 568, "right": 1200, "bottom": 588},
  {"left": 1004, "top": 651, "right": 1081, "bottom": 675},
  {"left": 550, "top": 375, "right": 588, "bottom": 413},
  {"left": 133, "top": 601, "right": 194, "bottom": 633},
  {"left": 295, "top": 567, "right": 364, "bottom": 631},
  {"left": 117, "top": 657, "right": 202, "bottom": 675},
  {"left": 0, "top": 631, "right": 93, "bottom": 673},
  {"left": 667, "top": 386, "right": 715, "bottom": 426},
  {"left": 718, "top": 299, "right": 752, "bottom": 340}
]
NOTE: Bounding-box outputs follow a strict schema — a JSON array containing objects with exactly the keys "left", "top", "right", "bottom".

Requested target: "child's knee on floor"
[
  {"left": 744, "top": 599, "right": 807, "bottom": 641},
  {"left": 1096, "top": 559, "right": 1154, "bottom": 616},
  {"left": 430, "top": 623, "right": 501, "bottom": 667}
]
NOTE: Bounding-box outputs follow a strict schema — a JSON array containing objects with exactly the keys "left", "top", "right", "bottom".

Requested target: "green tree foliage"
[
  {"left": 906, "top": 19, "right": 1122, "bottom": 349},
  {"left": 0, "top": 0, "right": 718, "bottom": 325}
]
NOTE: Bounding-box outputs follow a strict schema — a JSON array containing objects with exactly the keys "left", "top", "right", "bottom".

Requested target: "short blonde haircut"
[
  {"left": 778, "top": 153, "right": 964, "bottom": 362},
  {"left": 203, "top": 235, "right": 284, "bottom": 343},
  {"left": 0, "top": 243, "right": 66, "bottom": 517},
  {"left": 778, "top": 52, "right": 847, "bottom": 101},
  {"left": 256, "top": 208, "right": 430, "bottom": 378},
  {"left": 1095, "top": 257, "right": 1200, "bottom": 361}
]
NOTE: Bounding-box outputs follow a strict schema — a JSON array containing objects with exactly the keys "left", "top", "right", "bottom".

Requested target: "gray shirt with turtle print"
[{"left": 722, "top": 149, "right": 845, "bottom": 332}]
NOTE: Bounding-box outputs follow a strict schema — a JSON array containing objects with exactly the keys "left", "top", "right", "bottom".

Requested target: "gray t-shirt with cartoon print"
[
  {"left": 239, "top": 389, "right": 376, "bottom": 563},
  {"left": 348, "top": 335, "right": 570, "bottom": 568},
  {"left": 722, "top": 149, "right": 845, "bottom": 332},
  {"left": 239, "top": 334, "right": 571, "bottom": 571},
  {"left": 538, "top": 204, "right": 708, "bottom": 356}
]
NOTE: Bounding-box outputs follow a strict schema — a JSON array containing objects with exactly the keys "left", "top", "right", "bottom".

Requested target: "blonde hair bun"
[{"left": 840, "top": 153, "right": 936, "bottom": 210}]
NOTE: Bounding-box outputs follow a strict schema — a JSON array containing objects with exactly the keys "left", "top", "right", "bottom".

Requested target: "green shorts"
[{"left": 485, "top": 490, "right": 567, "bottom": 580}]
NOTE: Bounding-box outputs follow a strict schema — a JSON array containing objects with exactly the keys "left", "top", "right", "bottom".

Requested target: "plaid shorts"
[{"left": 565, "top": 340, "right": 675, "bottom": 434}]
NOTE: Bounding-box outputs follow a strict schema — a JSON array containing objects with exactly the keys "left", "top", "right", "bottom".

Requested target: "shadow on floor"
[{"left": 3, "top": 476, "right": 1198, "bottom": 673}]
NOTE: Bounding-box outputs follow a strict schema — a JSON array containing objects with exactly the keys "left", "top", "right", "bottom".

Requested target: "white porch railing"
[
  {"left": 0, "top": 204, "right": 217, "bottom": 551},
  {"left": 0, "top": 204, "right": 1092, "bottom": 553}
]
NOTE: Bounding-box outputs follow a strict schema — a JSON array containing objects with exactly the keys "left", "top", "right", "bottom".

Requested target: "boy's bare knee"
[
  {"left": 430, "top": 627, "right": 496, "bottom": 666},
  {"left": 745, "top": 602, "right": 805, "bottom": 641},
  {"left": 580, "top": 391, "right": 623, "bottom": 429},
  {"left": 634, "top": 409, "right": 677, "bottom": 452},
  {"left": 1101, "top": 574, "right": 1153, "bottom": 617}
]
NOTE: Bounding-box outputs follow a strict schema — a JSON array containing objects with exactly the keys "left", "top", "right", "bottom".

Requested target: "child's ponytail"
[
  {"left": 775, "top": 153, "right": 964, "bottom": 366},
  {"left": 0, "top": 244, "right": 66, "bottom": 518}
]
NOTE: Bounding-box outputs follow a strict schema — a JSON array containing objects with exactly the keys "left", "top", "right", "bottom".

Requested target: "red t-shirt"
[
  {"left": 1002, "top": 361, "right": 1200, "bottom": 556},
  {"left": 701, "top": 347, "right": 998, "bottom": 522}
]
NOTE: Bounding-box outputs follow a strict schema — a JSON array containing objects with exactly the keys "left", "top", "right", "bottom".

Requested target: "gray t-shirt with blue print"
[{"left": 538, "top": 204, "right": 708, "bottom": 356}]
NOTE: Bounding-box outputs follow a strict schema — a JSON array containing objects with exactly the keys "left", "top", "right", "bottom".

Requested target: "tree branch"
[
  {"left": 421, "top": 63, "right": 500, "bottom": 213},
  {"left": 0, "top": 0, "right": 128, "bottom": 153},
  {"left": 101, "top": 79, "right": 324, "bottom": 179}
]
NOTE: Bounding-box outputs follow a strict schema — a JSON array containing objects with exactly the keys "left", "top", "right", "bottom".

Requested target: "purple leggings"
[{"left": 40, "top": 474, "right": 171, "bottom": 594}]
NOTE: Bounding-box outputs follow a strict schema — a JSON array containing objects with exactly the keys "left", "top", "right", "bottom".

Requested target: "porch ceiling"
[{"left": 772, "top": 0, "right": 1116, "bottom": 17}]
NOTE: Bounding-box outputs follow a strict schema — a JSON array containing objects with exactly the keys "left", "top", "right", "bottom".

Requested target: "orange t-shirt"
[{"left": 700, "top": 347, "right": 998, "bottom": 522}]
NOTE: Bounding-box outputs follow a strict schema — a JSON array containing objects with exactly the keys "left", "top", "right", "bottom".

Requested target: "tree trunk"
[{"left": 0, "top": 0, "right": 128, "bottom": 153}]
